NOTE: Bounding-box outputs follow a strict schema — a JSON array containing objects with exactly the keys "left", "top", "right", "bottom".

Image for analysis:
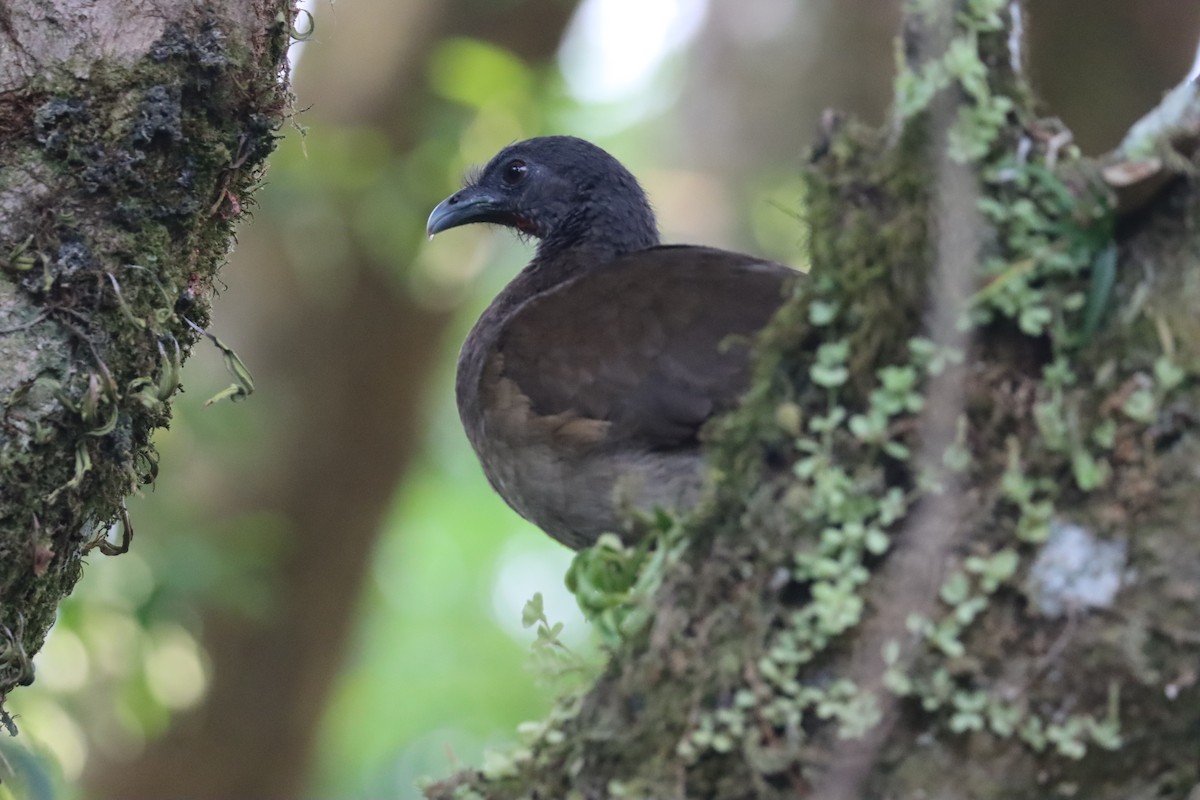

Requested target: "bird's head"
[{"left": 427, "top": 136, "right": 659, "bottom": 260}]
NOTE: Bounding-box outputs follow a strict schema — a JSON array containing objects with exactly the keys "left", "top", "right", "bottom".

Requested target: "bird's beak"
[{"left": 426, "top": 187, "right": 505, "bottom": 237}]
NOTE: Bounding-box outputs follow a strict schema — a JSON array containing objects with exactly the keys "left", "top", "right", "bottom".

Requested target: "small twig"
[
  {"left": 84, "top": 500, "right": 134, "bottom": 556},
  {"left": 51, "top": 313, "right": 117, "bottom": 394},
  {"left": 0, "top": 704, "right": 17, "bottom": 737},
  {"left": 0, "top": 312, "right": 47, "bottom": 335},
  {"left": 1104, "top": 32, "right": 1200, "bottom": 213},
  {"left": 818, "top": 6, "right": 981, "bottom": 796}
]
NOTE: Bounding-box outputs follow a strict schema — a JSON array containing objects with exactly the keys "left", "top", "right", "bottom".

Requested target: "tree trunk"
[
  {"left": 0, "top": 0, "right": 295, "bottom": 722},
  {"left": 428, "top": 2, "right": 1200, "bottom": 798}
]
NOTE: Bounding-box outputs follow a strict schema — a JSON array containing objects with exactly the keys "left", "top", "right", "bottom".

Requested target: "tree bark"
[
  {"left": 428, "top": 2, "right": 1200, "bottom": 798},
  {"left": 0, "top": 0, "right": 295, "bottom": 720}
]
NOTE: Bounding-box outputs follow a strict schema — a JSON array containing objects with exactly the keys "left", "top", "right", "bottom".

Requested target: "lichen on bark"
[{"left": 0, "top": 2, "right": 296, "bottom": 717}]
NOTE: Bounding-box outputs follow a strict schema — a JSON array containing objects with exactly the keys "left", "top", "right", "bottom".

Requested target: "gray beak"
[{"left": 426, "top": 187, "right": 505, "bottom": 237}]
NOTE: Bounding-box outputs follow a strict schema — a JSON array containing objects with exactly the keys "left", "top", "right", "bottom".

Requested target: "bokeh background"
[{"left": 3, "top": 1, "right": 1198, "bottom": 797}]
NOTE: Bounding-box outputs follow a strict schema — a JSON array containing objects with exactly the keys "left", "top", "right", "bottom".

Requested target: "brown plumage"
[{"left": 428, "top": 136, "right": 795, "bottom": 549}]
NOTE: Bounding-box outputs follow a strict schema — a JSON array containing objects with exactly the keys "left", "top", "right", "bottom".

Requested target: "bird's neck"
[{"left": 535, "top": 203, "right": 659, "bottom": 267}]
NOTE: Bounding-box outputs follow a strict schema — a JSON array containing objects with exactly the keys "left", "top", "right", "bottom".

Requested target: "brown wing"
[{"left": 495, "top": 245, "right": 795, "bottom": 449}]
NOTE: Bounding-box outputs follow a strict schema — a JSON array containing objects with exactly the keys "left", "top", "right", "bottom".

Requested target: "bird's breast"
[{"left": 457, "top": 337, "right": 703, "bottom": 549}]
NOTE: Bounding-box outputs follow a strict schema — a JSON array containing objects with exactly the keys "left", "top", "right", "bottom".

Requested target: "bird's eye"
[{"left": 502, "top": 160, "right": 528, "bottom": 185}]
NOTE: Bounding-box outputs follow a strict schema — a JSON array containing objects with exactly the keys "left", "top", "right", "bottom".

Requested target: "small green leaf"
[
  {"left": 521, "top": 593, "right": 545, "bottom": 629},
  {"left": 810, "top": 364, "right": 848, "bottom": 388},
  {"left": 1121, "top": 389, "right": 1156, "bottom": 423},
  {"left": 939, "top": 572, "right": 970, "bottom": 606},
  {"left": 1153, "top": 355, "right": 1185, "bottom": 392},
  {"left": 186, "top": 318, "right": 255, "bottom": 405},
  {"left": 1017, "top": 305, "right": 1053, "bottom": 336},
  {"left": 808, "top": 300, "right": 838, "bottom": 326},
  {"left": 1079, "top": 244, "right": 1117, "bottom": 341},
  {"left": 864, "top": 528, "right": 890, "bottom": 556},
  {"left": 1091, "top": 419, "right": 1117, "bottom": 449},
  {"left": 1071, "top": 449, "right": 1110, "bottom": 491}
]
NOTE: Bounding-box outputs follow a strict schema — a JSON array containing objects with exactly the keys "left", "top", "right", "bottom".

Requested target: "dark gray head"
[{"left": 427, "top": 136, "right": 660, "bottom": 261}]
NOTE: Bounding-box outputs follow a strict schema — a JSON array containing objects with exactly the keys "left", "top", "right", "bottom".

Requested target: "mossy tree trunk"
[
  {"left": 429, "top": 2, "right": 1200, "bottom": 798},
  {"left": 0, "top": 0, "right": 295, "bottom": 721}
]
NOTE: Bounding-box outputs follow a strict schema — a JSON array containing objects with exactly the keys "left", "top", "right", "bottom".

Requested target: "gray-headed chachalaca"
[{"left": 428, "top": 136, "right": 796, "bottom": 549}]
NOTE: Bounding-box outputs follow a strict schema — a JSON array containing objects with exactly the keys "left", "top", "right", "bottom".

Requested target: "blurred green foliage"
[{"left": 312, "top": 460, "right": 574, "bottom": 796}]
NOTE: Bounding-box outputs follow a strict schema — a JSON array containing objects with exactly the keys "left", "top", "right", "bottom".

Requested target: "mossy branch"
[{"left": 428, "top": 1, "right": 1200, "bottom": 798}]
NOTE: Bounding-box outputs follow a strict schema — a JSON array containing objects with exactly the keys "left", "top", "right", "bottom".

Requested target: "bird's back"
[{"left": 456, "top": 245, "right": 794, "bottom": 547}]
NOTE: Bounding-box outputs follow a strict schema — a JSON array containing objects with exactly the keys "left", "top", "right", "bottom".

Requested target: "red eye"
[{"left": 502, "top": 160, "right": 527, "bottom": 185}]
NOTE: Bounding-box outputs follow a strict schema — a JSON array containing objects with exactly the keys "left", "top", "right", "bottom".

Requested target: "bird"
[{"left": 427, "top": 136, "right": 796, "bottom": 550}]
